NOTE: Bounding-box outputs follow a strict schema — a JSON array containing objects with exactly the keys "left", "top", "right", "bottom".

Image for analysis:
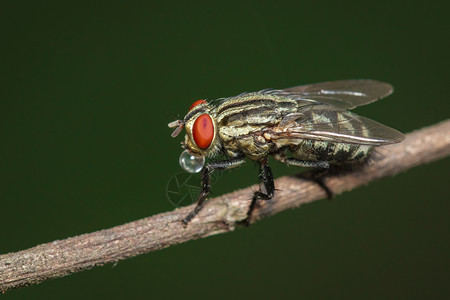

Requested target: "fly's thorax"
[
  {"left": 182, "top": 103, "right": 221, "bottom": 157},
  {"left": 215, "top": 93, "right": 298, "bottom": 126},
  {"left": 215, "top": 93, "right": 298, "bottom": 156}
]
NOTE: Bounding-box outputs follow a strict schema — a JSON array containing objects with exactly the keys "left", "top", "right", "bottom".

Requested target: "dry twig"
[{"left": 1, "top": 120, "right": 449, "bottom": 292}]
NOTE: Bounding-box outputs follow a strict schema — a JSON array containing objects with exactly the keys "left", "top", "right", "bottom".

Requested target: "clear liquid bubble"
[{"left": 179, "top": 150, "right": 205, "bottom": 173}]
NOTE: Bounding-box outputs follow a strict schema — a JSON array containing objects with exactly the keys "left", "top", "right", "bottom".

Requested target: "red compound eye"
[
  {"left": 189, "top": 99, "right": 207, "bottom": 111},
  {"left": 192, "top": 114, "right": 214, "bottom": 149}
]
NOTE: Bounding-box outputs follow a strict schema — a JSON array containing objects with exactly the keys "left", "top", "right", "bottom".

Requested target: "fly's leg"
[
  {"left": 272, "top": 151, "right": 330, "bottom": 170},
  {"left": 289, "top": 159, "right": 333, "bottom": 199},
  {"left": 182, "top": 157, "right": 245, "bottom": 225},
  {"left": 285, "top": 159, "right": 329, "bottom": 169},
  {"left": 241, "top": 159, "right": 275, "bottom": 226},
  {"left": 273, "top": 153, "right": 333, "bottom": 199},
  {"left": 297, "top": 168, "right": 334, "bottom": 200}
]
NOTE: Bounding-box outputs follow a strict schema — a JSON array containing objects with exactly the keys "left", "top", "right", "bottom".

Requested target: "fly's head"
[{"left": 168, "top": 99, "right": 219, "bottom": 173}]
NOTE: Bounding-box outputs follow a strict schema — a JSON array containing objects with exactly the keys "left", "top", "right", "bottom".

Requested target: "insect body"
[{"left": 169, "top": 80, "right": 405, "bottom": 225}]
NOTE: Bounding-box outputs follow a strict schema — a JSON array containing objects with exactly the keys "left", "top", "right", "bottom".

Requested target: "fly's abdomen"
[
  {"left": 291, "top": 140, "right": 373, "bottom": 164},
  {"left": 289, "top": 109, "right": 374, "bottom": 164}
]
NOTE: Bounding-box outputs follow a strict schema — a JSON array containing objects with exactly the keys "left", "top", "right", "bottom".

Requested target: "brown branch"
[{"left": 1, "top": 120, "right": 450, "bottom": 292}]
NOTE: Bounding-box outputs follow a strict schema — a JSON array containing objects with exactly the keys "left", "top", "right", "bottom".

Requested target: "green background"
[{"left": 1, "top": 1, "right": 449, "bottom": 299}]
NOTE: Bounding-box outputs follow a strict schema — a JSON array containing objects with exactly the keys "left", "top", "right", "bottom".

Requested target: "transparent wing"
[
  {"left": 283, "top": 79, "right": 393, "bottom": 109},
  {"left": 275, "top": 105, "right": 405, "bottom": 145}
]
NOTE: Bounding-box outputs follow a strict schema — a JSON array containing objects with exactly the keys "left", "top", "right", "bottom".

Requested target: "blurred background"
[{"left": 1, "top": 1, "right": 449, "bottom": 299}]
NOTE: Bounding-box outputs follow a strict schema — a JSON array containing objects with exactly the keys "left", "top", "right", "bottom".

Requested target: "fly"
[{"left": 168, "top": 79, "right": 405, "bottom": 225}]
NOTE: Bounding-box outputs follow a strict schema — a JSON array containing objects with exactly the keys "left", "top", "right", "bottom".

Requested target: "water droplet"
[{"left": 179, "top": 150, "right": 205, "bottom": 173}]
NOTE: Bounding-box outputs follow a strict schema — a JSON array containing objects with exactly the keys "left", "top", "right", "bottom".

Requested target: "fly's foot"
[
  {"left": 239, "top": 190, "right": 273, "bottom": 227},
  {"left": 181, "top": 191, "right": 209, "bottom": 226},
  {"left": 239, "top": 217, "right": 251, "bottom": 227},
  {"left": 181, "top": 212, "right": 195, "bottom": 226},
  {"left": 296, "top": 168, "right": 334, "bottom": 199},
  {"left": 312, "top": 176, "right": 334, "bottom": 200}
]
